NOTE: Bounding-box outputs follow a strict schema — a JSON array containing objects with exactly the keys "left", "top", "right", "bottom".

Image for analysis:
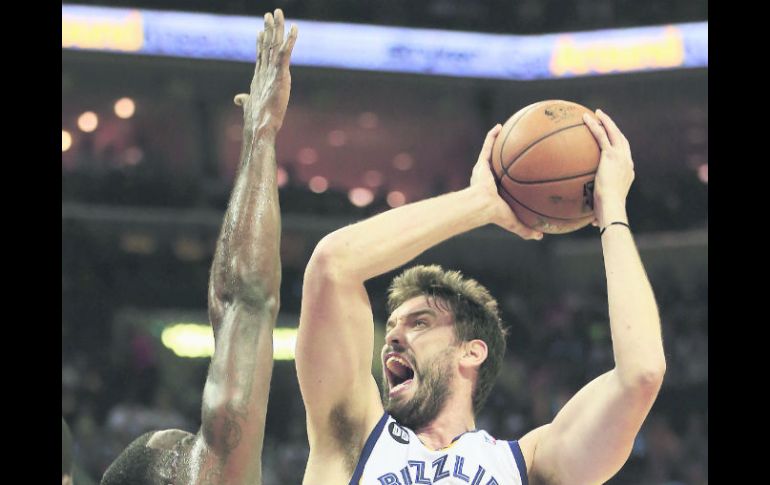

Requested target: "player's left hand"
[{"left": 583, "top": 110, "right": 634, "bottom": 228}]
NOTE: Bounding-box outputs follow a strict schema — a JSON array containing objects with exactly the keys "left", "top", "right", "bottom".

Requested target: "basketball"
[{"left": 491, "top": 100, "right": 601, "bottom": 234}]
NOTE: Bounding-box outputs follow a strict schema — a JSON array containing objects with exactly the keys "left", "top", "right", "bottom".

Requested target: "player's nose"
[{"left": 385, "top": 321, "right": 405, "bottom": 347}]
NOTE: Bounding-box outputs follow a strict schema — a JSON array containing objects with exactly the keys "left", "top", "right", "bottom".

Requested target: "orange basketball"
[{"left": 491, "top": 100, "right": 600, "bottom": 234}]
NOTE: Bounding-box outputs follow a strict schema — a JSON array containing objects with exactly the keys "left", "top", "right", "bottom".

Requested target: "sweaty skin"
[{"left": 99, "top": 10, "right": 298, "bottom": 485}]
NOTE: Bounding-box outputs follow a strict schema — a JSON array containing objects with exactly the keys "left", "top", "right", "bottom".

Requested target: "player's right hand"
[
  {"left": 234, "top": 9, "right": 298, "bottom": 139},
  {"left": 470, "top": 124, "right": 543, "bottom": 241}
]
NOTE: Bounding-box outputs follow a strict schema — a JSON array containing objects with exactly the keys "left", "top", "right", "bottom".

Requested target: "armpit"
[{"left": 330, "top": 404, "right": 366, "bottom": 474}]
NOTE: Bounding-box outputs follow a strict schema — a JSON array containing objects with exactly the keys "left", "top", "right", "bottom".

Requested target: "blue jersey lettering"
[
  {"left": 470, "top": 465, "right": 486, "bottom": 485},
  {"left": 400, "top": 466, "right": 413, "bottom": 485},
  {"left": 453, "top": 455, "right": 471, "bottom": 482},
  {"left": 432, "top": 455, "right": 450, "bottom": 482},
  {"left": 378, "top": 473, "right": 403, "bottom": 485},
  {"left": 408, "top": 461, "right": 432, "bottom": 485}
]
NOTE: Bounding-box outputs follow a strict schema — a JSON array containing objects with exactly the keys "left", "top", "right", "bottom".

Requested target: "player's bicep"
[
  {"left": 529, "top": 370, "right": 659, "bottom": 485},
  {"left": 296, "top": 263, "right": 380, "bottom": 429}
]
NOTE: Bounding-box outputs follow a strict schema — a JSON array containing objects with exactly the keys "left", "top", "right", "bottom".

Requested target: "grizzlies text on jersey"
[{"left": 350, "top": 414, "right": 528, "bottom": 485}]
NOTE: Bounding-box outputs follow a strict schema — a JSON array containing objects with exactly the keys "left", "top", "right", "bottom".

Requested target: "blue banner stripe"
[{"left": 62, "top": 5, "right": 707, "bottom": 80}]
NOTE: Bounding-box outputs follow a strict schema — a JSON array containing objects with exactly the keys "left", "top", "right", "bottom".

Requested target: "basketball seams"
[
  {"left": 501, "top": 122, "right": 590, "bottom": 178},
  {"left": 492, "top": 101, "right": 598, "bottom": 233},
  {"left": 498, "top": 183, "right": 593, "bottom": 221},
  {"left": 507, "top": 168, "right": 597, "bottom": 185},
  {"left": 496, "top": 101, "right": 549, "bottom": 182}
]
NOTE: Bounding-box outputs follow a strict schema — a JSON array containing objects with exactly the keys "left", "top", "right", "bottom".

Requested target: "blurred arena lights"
[
  {"left": 387, "top": 191, "right": 406, "bottom": 207},
  {"left": 328, "top": 130, "right": 347, "bottom": 147},
  {"left": 77, "top": 111, "right": 99, "bottom": 132},
  {"left": 62, "top": 130, "right": 72, "bottom": 152},
  {"left": 277, "top": 166, "right": 289, "bottom": 187},
  {"left": 114, "top": 97, "right": 135, "bottom": 119},
  {"left": 309, "top": 175, "right": 329, "bottom": 193},
  {"left": 173, "top": 237, "right": 205, "bottom": 262},
  {"left": 273, "top": 327, "right": 298, "bottom": 360},
  {"left": 349, "top": 187, "right": 374, "bottom": 207},
  {"left": 119, "top": 232, "right": 156, "bottom": 254},
  {"left": 122, "top": 147, "right": 144, "bottom": 166},
  {"left": 298, "top": 147, "right": 318, "bottom": 165},
  {"left": 697, "top": 164, "right": 708, "bottom": 184},
  {"left": 161, "top": 323, "right": 297, "bottom": 359},
  {"left": 364, "top": 170, "right": 383, "bottom": 188},
  {"left": 161, "top": 324, "right": 213, "bottom": 358},
  {"left": 393, "top": 152, "right": 414, "bottom": 171},
  {"left": 686, "top": 153, "right": 706, "bottom": 170}
]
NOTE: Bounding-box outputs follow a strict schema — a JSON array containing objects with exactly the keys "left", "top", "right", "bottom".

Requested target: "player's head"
[
  {"left": 100, "top": 432, "right": 168, "bottom": 485},
  {"left": 62, "top": 418, "right": 73, "bottom": 485},
  {"left": 382, "top": 265, "right": 507, "bottom": 429}
]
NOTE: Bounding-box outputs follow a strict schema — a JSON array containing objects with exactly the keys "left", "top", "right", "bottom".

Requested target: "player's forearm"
[
  {"left": 200, "top": 306, "right": 273, "bottom": 454},
  {"left": 210, "top": 133, "right": 282, "bottom": 314},
  {"left": 601, "top": 202, "right": 665, "bottom": 387},
  {"left": 309, "top": 186, "right": 496, "bottom": 282},
  {"left": 201, "top": 133, "right": 280, "bottom": 459}
]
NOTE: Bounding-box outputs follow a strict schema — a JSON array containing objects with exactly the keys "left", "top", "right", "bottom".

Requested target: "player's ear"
[{"left": 460, "top": 339, "right": 488, "bottom": 369}]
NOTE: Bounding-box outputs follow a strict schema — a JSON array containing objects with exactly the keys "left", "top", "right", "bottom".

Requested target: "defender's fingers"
[
  {"left": 263, "top": 13, "right": 275, "bottom": 64},
  {"left": 583, "top": 113, "right": 611, "bottom": 151},
  {"left": 257, "top": 31, "right": 268, "bottom": 71},
  {"left": 272, "top": 9, "right": 285, "bottom": 63},
  {"left": 282, "top": 24, "right": 298, "bottom": 60}
]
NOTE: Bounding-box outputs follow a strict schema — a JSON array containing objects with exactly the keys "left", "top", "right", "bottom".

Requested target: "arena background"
[{"left": 62, "top": 1, "right": 707, "bottom": 483}]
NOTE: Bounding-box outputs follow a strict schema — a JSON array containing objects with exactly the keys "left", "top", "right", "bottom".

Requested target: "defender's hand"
[
  {"left": 583, "top": 110, "right": 634, "bottom": 228},
  {"left": 470, "top": 124, "right": 543, "bottom": 240},
  {"left": 234, "top": 9, "right": 298, "bottom": 139}
]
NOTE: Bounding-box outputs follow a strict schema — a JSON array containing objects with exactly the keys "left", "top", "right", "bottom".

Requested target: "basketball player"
[
  {"left": 99, "top": 10, "right": 297, "bottom": 485},
  {"left": 297, "top": 111, "right": 665, "bottom": 484}
]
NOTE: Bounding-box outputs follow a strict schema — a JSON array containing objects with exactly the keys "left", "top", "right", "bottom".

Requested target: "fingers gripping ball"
[{"left": 491, "top": 100, "right": 600, "bottom": 234}]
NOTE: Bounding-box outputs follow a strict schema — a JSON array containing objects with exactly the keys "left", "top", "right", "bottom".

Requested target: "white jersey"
[{"left": 350, "top": 414, "right": 528, "bottom": 485}]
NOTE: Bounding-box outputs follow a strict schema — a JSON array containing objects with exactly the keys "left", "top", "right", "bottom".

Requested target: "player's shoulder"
[
  {"left": 469, "top": 427, "right": 539, "bottom": 485},
  {"left": 468, "top": 428, "right": 522, "bottom": 451},
  {"left": 518, "top": 423, "right": 551, "bottom": 453},
  {"left": 516, "top": 424, "right": 554, "bottom": 485}
]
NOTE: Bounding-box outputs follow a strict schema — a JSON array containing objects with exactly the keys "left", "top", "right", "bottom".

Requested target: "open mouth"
[{"left": 384, "top": 353, "right": 415, "bottom": 397}]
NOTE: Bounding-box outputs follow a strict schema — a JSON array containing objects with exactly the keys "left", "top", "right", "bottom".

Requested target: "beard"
[{"left": 382, "top": 351, "right": 454, "bottom": 431}]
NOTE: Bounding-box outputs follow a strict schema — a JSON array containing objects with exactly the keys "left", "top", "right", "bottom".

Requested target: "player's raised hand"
[{"left": 234, "top": 9, "right": 298, "bottom": 139}]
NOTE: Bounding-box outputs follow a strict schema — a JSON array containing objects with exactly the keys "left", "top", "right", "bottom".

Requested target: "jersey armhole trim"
[
  {"left": 508, "top": 440, "right": 529, "bottom": 485},
  {"left": 349, "top": 412, "right": 390, "bottom": 485}
]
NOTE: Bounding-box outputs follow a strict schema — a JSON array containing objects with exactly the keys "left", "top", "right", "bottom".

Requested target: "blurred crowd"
[
  {"left": 62, "top": 144, "right": 708, "bottom": 236},
  {"left": 62, "top": 260, "right": 707, "bottom": 484}
]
